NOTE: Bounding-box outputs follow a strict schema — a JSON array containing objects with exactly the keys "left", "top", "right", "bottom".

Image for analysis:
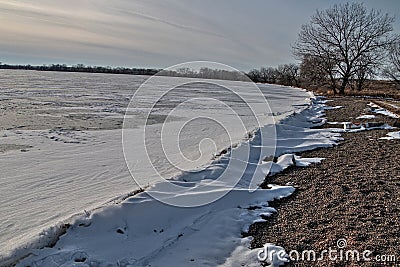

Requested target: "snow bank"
[
  {"left": 9, "top": 96, "right": 341, "bottom": 267},
  {"left": 15, "top": 185, "right": 294, "bottom": 267}
]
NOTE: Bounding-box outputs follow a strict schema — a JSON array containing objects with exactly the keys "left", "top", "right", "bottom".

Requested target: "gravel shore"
[{"left": 249, "top": 97, "right": 400, "bottom": 266}]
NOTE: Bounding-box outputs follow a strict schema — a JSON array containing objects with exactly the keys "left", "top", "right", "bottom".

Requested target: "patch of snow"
[
  {"left": 294, "top": 155, "right": 325, "bottom": 167},
  {"left": 266, "top": 154, "right": 324, "bottom": 175},
  {"left": 387, "top": 103, "right": 400, "bottom": 109},
  {"left": 334, "top": 123, "right": 394, "bottom": 133},
  {"left": 356, "top": 114, "right": 376, "bottom": 119},
  {"left": 367, "top": 102, "right": 399, "bottom": 118},
  {"left": 257, "top": 244, "right": 289, "bottom": 267},
  {"left": 324, "top": 105, "right": 343, "bottom": 110},
  {"left": 380, "top": 131, "right": 400, "bottom": 140}
]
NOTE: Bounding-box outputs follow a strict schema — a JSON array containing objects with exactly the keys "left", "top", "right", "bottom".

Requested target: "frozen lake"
[{"left": 0, "top": 70, "right": 310, "bottom": 258}]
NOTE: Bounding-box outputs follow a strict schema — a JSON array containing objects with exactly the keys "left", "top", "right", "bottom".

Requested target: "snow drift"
[{"left": 10, "top": 96, "right": 343, "bottom": 267}]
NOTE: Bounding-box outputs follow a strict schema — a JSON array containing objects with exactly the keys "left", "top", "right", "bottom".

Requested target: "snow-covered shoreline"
[
  {"left": 1, "top": 71, "right": 315, "bottom": 265},
  {"left": 4, "top": 95, "right": 344, "bottom": 267}
]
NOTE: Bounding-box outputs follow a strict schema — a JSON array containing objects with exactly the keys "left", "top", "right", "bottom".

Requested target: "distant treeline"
[
  {"left": 0, "top": 63, "right": 160, "bottom": 76},
  {"left": 2, "top": 62, "right": 396, "bottom": 92},
  {"left": 160, "top": 67, "right": 249, "bottom": 81},
  {"left": 247, "top": 64, "right": 300, "bottom": 87},
  {"left": 0, "top": 63, "right": 249, "bottom": 81}
]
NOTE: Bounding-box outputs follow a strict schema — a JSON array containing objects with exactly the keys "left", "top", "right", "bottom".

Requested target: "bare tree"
[
  {"left": 300, "top": 55, "right": 328, "bottom": 88},
  {"left": 293, "top": 2, "right": 396, "bottom": 94},
  {"left": 383, "top": 41, "right": 400, "bottom": 86},
  {"left": 247, "top": 64, "right": 301, "bottom": 86},
  {"left": 287, "top": 63, "right": 301, "bottom": 87},
  {"left": 259, "top": 67, "right": 269, "bottom": 83},
  {"left": 247, "top": 69, "right": 262, "bottom": 83},
  {"left": 260, "top": 67, "right": 278, "bottom": 84},
  {"left": 349, "top": 54, "right": 377, "bottom": 91},
  {"left": 275, "top": 64, "right": 300, "bottom": 86}
]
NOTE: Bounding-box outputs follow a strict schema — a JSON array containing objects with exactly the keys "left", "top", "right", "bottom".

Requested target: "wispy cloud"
[{"left": 1, "top": 0, "right": 399, "bottom": 70}]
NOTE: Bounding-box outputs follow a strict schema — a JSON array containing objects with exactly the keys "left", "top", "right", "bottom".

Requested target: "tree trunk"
[
  {"left": 329, "top": 73, "right": 338, "bottom": 95},
  {"left": 339, "top": 84, "right": 345, "bottom": 95},
  {"left": 339, "top": 76, "right": 349, "bottom": 95},
  {"left": 357, "top": 79, "right": 363, "bottom": 91}
]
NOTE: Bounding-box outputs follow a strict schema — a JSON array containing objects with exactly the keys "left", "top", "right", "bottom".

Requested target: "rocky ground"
[{"left": 249, "top": 97, "right": 400, "bottom": 266}]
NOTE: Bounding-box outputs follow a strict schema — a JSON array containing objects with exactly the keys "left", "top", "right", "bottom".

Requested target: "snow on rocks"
[
  {"left": 266, "top": 154, "right": 325, "bottom": 176},
  {"left": 339, "top": 122, "right": 394, "bottom": 132},
  {"left": 356, "top": 114, "right": 376, "bottom": 119},
  {"left": 367, "top": 102, "right": 399, "bottom": 118},
  {"left": 380, "top": 131, "right": 400, "bottom": 140},
  {"left": 323, "top": 105, "right": 343, "bottom": 110}
]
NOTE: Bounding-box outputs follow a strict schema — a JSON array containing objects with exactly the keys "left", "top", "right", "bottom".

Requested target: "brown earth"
[{"left": 249, "top": 97, "right": 400, "bottom": 266}]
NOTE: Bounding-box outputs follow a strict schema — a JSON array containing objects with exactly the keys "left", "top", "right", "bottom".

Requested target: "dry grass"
[{"left": 311, "top": 80, "right": 400, "bottom": 100}]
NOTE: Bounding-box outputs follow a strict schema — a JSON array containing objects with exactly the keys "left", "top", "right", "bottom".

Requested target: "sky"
[{"left": 0, "top": 0, "right": 399, "bottom": 71}]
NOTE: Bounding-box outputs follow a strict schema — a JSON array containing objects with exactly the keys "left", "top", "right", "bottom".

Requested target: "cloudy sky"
[{"left": 1, "top": 0, "right": 399, "bottom": 71}]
